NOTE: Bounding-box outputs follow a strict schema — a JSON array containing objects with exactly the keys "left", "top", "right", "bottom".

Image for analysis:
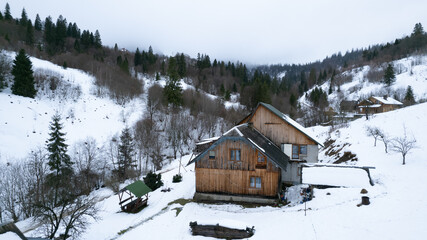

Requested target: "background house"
[{"left": 357, "top": 96, "right": 403, "bottom": 114}]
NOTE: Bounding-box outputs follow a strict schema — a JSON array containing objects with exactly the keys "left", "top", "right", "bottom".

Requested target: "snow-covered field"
[
  {"left": 11, "top": 102, "right": 424, "bottom": 240},
  {"left": 1, "top": 52, "right": 427, "bottom": 239}
]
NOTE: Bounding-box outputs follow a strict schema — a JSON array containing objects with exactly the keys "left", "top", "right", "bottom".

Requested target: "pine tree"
[
  {"left": 47, "top": 114, "right": 73, "bottom": 173},
  {"left": 412, "top": 23, "right": 424, "bottom": 36},
  {"left": 383, "top": 63, "right": 396, "bottom": 86},
  {"left": 4, "top": 3, "right": 12, "bottom": 21},
  {"left": 404, "top": 85, "right": 415, "bottom": 106},
  {"left": 19, "top": 8, "right": 28, "bottom": 26},
  {"left": 11, "top": 49, "right": 36, "bottom": 98},
  {"left": 134, "top": 48, "right": 141, "bottom": 66},
  {"left": 34, "top": 14, "right": 42, "bottom": 31},
  {"left": 0, "top": 11, "right": 3, "bottom": 20},
  {"left": 164, "top": 57, "right": 183, "bottom": 107},
  {"left": 117, "top": 127, "right": 136, "bottom": 180},
  {"left": 25, "top": 20, "right": 34, "bottom": 45},
  {"left": 46, "top": 113, "right": 73, "bottom": 205},
  {"left": 94, "top": 30, "right": 102, "bottom": 48}
]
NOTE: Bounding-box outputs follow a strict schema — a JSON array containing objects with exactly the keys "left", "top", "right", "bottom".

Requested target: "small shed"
[{"left": 118, "top": 180, "right": 152, "bottom": 213}]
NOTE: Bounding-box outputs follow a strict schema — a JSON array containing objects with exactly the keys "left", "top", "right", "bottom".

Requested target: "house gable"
[{"left": 248, "top": 103, "right": 322, "bottom": 147}]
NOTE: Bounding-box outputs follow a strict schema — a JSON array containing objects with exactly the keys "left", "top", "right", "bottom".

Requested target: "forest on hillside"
[{"left": 1, "top": 2, "right": 427, "bottom": 238}]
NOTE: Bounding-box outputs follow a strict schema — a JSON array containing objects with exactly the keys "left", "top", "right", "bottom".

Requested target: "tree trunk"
[{"left": 402, "top": 154, "right": 406, "bottom": 165}]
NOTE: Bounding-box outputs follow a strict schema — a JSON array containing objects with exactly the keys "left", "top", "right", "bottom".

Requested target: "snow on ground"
[
  {"left": 0, "top": 52, "right": 147, "bottom": 160},
  {"left": 0, "top": 232, "right": 21, "bottom": 240},
  {"left": 299, "top": 54, "right": 427, "bottom": 112},
  {"left": 3, "top": 52, "right": 427, "bottom": 239},
  {"left": 22, "top": 102, "right": 427, "bottom": 240}
]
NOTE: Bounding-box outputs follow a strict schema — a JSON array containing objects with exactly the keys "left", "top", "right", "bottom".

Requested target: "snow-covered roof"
[
  {"left": 257, "top": 103, "right": 324, "bottom": 147},
  {"left": 302, "top": 166, "right": 371, "bottom": 187},
  {"left": 188, "top": 124, "right": 289, "bottom": 170},
  {"left": 196, "top": 136, "right": 220, "bottom": 145},
  {"left": 372, "top": 96, "right": 403, "bottom": 105},
  {"left": 358, "top": 104, "right": 381, "bottom": 108}
]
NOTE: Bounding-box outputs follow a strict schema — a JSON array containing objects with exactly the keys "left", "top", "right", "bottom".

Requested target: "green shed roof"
[{"left": 124, "top": 180, "right": 152, "bottom": 198}]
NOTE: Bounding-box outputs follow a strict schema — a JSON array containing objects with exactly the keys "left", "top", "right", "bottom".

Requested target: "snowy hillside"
[
  {"left": 0, "top": 51, "right": 242, "bottom": 161},
  {"left": 300, "top": 54, "right": 427, "bottom": 110},
  {"left": 0, "top": 52, "right": 147, "bottom": 160},
  {"left": 10, "top": 101, "right": 425, "bottom": 240}
]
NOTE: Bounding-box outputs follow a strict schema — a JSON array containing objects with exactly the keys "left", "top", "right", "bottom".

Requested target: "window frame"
[
  {"left": 230, "top": 148, "right": 241, "bottom": 161},
  {"left": 292, "top": 144, "right": 308, "bottom": 159},
  {"left": 250, "top": 177, "right": 262, "bottom": 189},
  {"left": 209, "top": 150, "right": 215, "bottom": 159}
]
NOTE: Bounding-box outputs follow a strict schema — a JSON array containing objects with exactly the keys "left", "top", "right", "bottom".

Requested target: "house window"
[
  {"left": 250, "top": 177, "right": 262, "bottom": 189},
  {"left": 292, "top": 145, "right": 307, "bottom": 159},
  {"left": 257, "top": 152, "right": 266, "bottom": 163},
  {"left": 209, "top": 151, "right": 215, "bottom": 159},
  {"left": 292, "top": 145, "right": 299, "bottom": 159},
  {"left": 230, "top": 149, "right": 241, "bottom": 161}
]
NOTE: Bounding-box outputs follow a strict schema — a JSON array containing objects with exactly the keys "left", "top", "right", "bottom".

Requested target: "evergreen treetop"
[
  {"left": 20, "top": 8, "right": 28, "bottom": 26},
  {"left": 4, "top": 3, "right": 12, "bottom": 20},
  {"left": 383, "top": 63, "right": 396, "bottom": 86},
  {"left": 34, "top": 14, "right": 42, "bottom": 31}
]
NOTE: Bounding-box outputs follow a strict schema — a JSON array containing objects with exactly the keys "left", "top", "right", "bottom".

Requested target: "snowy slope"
[
  {"left": 0, "top": 52, "right": 146, "bottom": 160},
  {"left": 16, "top": 102, "right": 426, "bottom": 240},
  {"left": 300, "top": 54, "right": 427, "bottom": 111},
  {"left": 3, "top": 52, "right": 427, "bottom": 240}
]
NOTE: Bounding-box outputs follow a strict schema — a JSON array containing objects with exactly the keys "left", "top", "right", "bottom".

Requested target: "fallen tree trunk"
[{"left": 189, "top": 221, "right": 254, "bottom": 239}]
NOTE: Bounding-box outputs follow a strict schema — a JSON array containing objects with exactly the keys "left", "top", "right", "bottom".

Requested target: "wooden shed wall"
[
  {"left": 250, "top": 105, "right": 316, "bottom": 146},
  {"left": 195, "top": 139, "right": 280, "bottom": 197}
]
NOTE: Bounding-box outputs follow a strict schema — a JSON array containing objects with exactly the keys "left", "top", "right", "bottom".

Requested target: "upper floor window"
[
  {"left": 292, "top": 144, "right": 307, "bottom": 159},
  {"left": 230, "top": 149, "right": 241, "bottom": 161},
  {"left": 209, "top": 150, "right": 215, "bottom": 159}
]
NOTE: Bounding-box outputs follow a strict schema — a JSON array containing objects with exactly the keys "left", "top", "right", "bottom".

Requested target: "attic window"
[
  {"left": 257, "top": 152, "right": 266, "bottom": 163},
  {"left": 230, "top": 149, "right": 241, "bottom": 161},
  {"left": 209, "top": 151, "right": 215, "bottom": 159}
]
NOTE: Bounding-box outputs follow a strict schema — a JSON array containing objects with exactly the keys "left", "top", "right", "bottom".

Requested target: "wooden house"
[
  {"left": 357, "top": 96, "right": 402, "bottom": 114},
  {"left": 188, "top": 103, "right": 323, "bottom": 201}
]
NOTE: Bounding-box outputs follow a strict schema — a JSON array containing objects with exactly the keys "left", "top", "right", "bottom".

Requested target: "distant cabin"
[
  {"left": 188, "top": 102, "right": 323, "bottom": 202},
  {"left": 357, "top": 96, "right": 402, "bottom": 114}
]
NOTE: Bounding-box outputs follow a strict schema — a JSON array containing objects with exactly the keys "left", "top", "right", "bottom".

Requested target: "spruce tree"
[
  {"left": 164, "top": 57, "right": 183, "bottom": 107},
  {"left": 46, "top": 113, "right": 73, "bottom": 204},
  {"left": 94, "top": 30, "right": 102, "bottom": 48},
  {"left": 20, "top": 8, "right": 28, "bottom": 26},
  {"left": 25, "top": 20, "right": 34, "bottom": 45},
  {"left": 134, "top": 48, "right": 141, "bottom": 66},
  {"left": 47, "top": 114, "right": 73, "bottom": 174},
  {"left": 383, "top": 63, "right": 396, "bottom": 86},
  {"left": 404, "top": 85, "right": 415, "bottom": 106},
  {"left": 4, "top": 3, "right": 12, "bottom": 21},
  {"left": 117, "top": 127, "right": 136, "bottom": 180},
  {"left": 11, "top": 49, "right": 36, "bottom": 98},
  {"left": 34, "top": 14, "right": 42, "bottom": 31}
]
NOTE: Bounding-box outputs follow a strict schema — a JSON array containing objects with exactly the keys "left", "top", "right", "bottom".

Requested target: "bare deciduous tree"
[
  {"left": 366, "top": 126, "right": 383, "bottom": 146},
  {"left": 391, "top": 129, "right": 417, "bottom": 165}
]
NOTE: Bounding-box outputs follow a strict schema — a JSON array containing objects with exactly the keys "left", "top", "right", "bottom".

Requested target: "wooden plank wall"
[
  {"left": 251, "top": 105, "right": 316, "bottom": 146},
  {"left": 195, "top": 139, "right": 280, "bottom": 197},
  {"left": 196, "top": 168, "right": 279, "bottom": 197}
]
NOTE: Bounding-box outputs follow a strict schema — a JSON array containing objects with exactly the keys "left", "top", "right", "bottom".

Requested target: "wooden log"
[{"left": 189, "top": 221, "right": 255, "bottom": 239}]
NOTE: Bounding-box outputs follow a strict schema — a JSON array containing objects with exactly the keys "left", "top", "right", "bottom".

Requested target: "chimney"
[{"left": 383, "top": 95, "right": 388, "bottom": 100}]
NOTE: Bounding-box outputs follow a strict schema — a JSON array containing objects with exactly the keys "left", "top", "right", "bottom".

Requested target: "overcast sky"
[{"left": 3, "top": 0, "right": 427, "bottom": 65}]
